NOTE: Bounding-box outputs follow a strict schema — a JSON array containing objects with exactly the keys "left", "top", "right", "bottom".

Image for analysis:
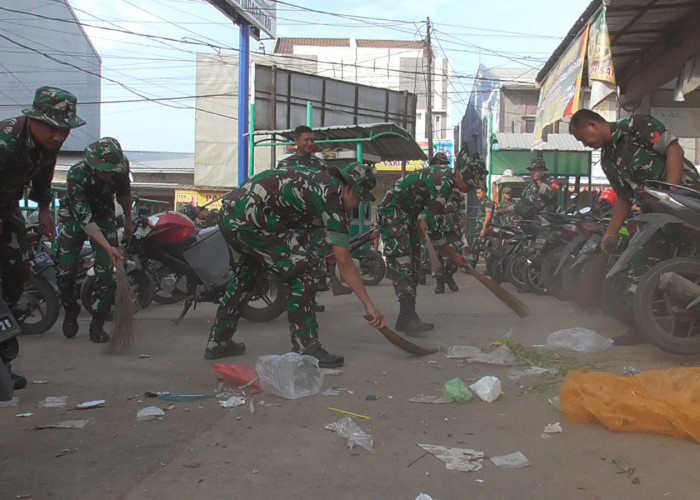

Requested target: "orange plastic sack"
[{"left": 561, "top": 367, "right": 700, "bottom": 444}]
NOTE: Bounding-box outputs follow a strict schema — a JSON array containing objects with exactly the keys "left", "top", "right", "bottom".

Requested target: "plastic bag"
[
  {"left": 136, "top": 406, "right": 164, "bottom": 421},
  {"left": 561, "top": 367, "right": 700, "bottom": 444},
  {"left": 469, "top": 376, "right": 502, "bottom": 402},
  {"left": 442, "top": 377, "right": 472, "bottom": 403},
  {"left": 255, "top": 353, "right": 323, "bottom": 400},
  {"left": 212, "top": 363, "right": 263, "bottom": 393},
  {"left": 325, "top": 416, "right": 373, "bottom": 451},
  {"left": 540, "top": 327, "right": 613, "bottom": 353}
]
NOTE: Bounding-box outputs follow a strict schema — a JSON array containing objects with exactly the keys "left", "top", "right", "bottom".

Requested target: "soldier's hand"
[
  {"left": 601, "top": 232, "right": 618, "bottom": 253},
  {"left": 365, "top": 306, "right": 385, "bottom": 329},
  {"left": 38, "top": 211, "right": 56, "bottom": 239},
  {"left": 451, "top": 254, "right": 469, "bottom": 269},
  {"left": 105, "top": 246, "right": 125, "bottom": 266},
  {"left": 479, "top": 229, "right": 486, "bottom": 238}
]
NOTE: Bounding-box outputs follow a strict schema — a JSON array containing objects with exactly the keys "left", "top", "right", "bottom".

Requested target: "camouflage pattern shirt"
[
  {"left": 221, "top": 166, "right": 351, "bottom": 247},
  {"left": 0, "top": 116, "right": 57, "bottom": 214},
  {"left": 495, "top": 199, "right": 516, "bottom": 225},
  {"left": 378, "top": 165, "right": 460, "bottom": 240},
  {"left": 59, "top": 161, "right": 131, "bottom": 237},
  {"left": 476, "top": 198, "right": 495, "bottom": 227},
  {"left": 521, "top": 175, "right": 558, "bottom": 212},
  {"left": 276, "top": 153, "right": 327, "bottom": 171},
  {"left": 602, "top": 114, "right": 700, "bottom": 198}
]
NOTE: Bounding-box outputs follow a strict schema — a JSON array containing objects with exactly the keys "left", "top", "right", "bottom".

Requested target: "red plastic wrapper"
[{"left": 212, "top": 363, "right": 263, "bottom": 393}]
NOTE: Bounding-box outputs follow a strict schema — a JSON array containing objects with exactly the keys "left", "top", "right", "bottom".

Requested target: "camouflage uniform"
[
  {"left": 470, "top": 196, "right": 495, "bottom": 266},
  {"left": 521, "top": 175, "right": 558, "bottom": 212},
  {"left": 376, "top": 165, "right": 461, "bottom": 301},
  {"left": 276, "top": 153, "right": 327, "bottom": 171},
  {"left": 57, "top": 138, "right": 131, "bottom": 316},
  {"left": 495, "top": 198, "right": 516, "bottom": 225},
  {"left": 211, "top": 166, "right": 353, "bottom": 353},
  {"left": 601, "top": 114, "right": 700, "bottom": 196},
  {"left": 0, "top": 87, "right": 84, "bottom": 307}
]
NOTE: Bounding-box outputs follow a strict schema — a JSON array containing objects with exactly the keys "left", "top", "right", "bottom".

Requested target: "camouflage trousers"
[
  {"left": 213, "top": 218, "right": 320, "bottom": 352},
  {"left": 0, "top": 208, "right": 30, "bottom": 305},
  {"left": 376, "top": 209, "right": 422, "bottom": 301},
  {"left": 57, "top": 220, "right": 118, "bottom": 314}
]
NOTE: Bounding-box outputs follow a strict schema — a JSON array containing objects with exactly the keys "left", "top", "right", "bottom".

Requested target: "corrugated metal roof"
[
  {"left": 254, "top": 122, "right": 427, "bottom": 161},
  {"left": 56, "top": 151, "right": 194, "bottom": 173},
  {"left": 495, "top": 133, "right": 591, "bottom": 152}
]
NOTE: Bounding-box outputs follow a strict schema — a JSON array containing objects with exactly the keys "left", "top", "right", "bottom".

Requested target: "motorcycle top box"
[{"left": 146, "top": 212, "right": 197, "bottom": 244}]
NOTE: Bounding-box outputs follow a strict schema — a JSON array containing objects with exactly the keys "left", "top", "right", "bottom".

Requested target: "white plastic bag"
[
  {"left": 540, "top": 327, "right": 613, "bottom": 353},
  {"left": 325, "top": 417, "right": 373, "bottom": 451},
  {"left": 469, "top": 376, "right": 502, "bottom": 402},
  {"left": 255, "top": 353, "right": 323, "bottom": 400}
]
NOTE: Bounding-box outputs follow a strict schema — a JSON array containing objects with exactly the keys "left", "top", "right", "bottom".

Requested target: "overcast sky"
[{"left": 66, "top": 0, "right": 592, "bottom": 152}]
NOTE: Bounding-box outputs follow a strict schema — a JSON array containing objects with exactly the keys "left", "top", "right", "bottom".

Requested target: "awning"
[
  {"left": 491, "top": 133, "right": 592, "bottom": 176},
  {"left": 253, "top": 122, "right": 427, "bottom": 162}
]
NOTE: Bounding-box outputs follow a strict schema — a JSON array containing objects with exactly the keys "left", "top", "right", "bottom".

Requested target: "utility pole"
[{"left": 426, "top": 17, "right": 433, "bottom": 161}]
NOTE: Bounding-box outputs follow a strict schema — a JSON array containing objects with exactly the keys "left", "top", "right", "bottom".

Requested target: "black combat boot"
[
  {"left": 395, "top": 297, "right": 433, "bottom": 335},
  {"left": 434, "top": 277, "right": 445, "bottom": 294},
  {"left": 445, "top": 273, "right": 459, "bottom": 292},
  {"left": 89, "top": 314, "right": 110, "bottom": 344},
  {"left": 62, "top": 302, "right": 81, "bottom": 338},
  {"left": 302, "top": 341, "right": 344, "bottom": 368}
]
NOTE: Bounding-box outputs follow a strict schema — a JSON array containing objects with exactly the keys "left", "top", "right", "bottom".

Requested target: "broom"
[
  {"left": 363, "top": 314, "right": 438, "bottom": 356},
  {"left": 461, "top": 263, "right": 530, "bottom": 318},
  {"left": 574, "top": 250, "right": 610, "bottom": 314},
  {"left": 106, "top": 259, "right": 138, "bottom": 353}
]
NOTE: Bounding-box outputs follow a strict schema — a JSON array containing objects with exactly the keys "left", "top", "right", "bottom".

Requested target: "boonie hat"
[
  {"left": 22, "top": 86, "right": 85, "bottom": 129},
  {"left": 454, "top": 147, "right": 487, "bottom": 191},
  {"left": 429, "top": 152, "right": 450, "bottom": 166},
  {"left": 502, "top": 187, "right": 512, "bottom": 194},
  {"left": 85, "top": 137, "right": 129, "bottom": 175},
  {"left": 527, "top": 158, "right": 548, "bottom": 171},
  {"left": 329, "top": 162, "right": 376, "bottom": 201}
]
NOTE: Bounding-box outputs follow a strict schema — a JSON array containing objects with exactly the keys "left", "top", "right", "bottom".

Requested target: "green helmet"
[
  {"left": 329, "top": 162, "right": 376, "bottom": 201},
  {"left": 85, "top": 137, "right": 129, "bottom": 175},
  {"left": 22, "top": 86, "right": 86, "bottom": 129},
  {"left": 455, "top": 147, "right": 487, "bottom": 190}
]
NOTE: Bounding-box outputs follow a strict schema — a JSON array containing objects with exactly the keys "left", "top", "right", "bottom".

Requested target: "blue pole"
[{"left": 238, "top": 21, "right": 251, "bottom": 185}]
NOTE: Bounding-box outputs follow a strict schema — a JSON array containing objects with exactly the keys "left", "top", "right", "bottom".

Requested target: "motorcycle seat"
[{"left": 193, "top": 225, "right": 221, "bottom": 243}]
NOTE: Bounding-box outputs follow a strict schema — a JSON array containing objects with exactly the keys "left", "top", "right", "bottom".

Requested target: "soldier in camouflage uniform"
[
  {"left": 495, "top": 187, "right": 516, "bottom": 225},
  {"left": 276, "top": 125, "right": 327, "bottom": 171},
  {"left": 204, "top": 162, "right": 384, "bottom": 368},
  {"left": 376, "top": 147, "right": 487, "bottom": 335},
  {"left": 57, "top": 138, "right": 132, "bottom": 343},
  {"left": 423, "top": 153, "right": 462, "bottom": 294},
  {"left": 0, "top": 86, "right": 85, "bottom": 395},
  {"left": 469, "top": 187, "right": 495, "bottom": 268},
  {"left": 570, "top": 109, "right": 700, "bottom": 251},
  {"left": 520, "top": 158, "right": 559, "bottom": 213}
]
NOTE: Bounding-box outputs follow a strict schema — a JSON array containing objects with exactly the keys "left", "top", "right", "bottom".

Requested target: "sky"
[{"left": 64, "top": 0, "right": 594, "bottom": 153}]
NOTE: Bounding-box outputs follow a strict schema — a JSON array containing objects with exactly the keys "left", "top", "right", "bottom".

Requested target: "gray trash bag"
[
  {"left": 255, "top": 353, "right": 324, "bottom": 400},
  {"left": 540, "top": 327, "right": 613, "bottom": 353}
]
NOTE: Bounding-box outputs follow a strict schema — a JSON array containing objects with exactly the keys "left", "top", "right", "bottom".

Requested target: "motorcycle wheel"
[
  {"left": 17, "top": 274, "right": 60, "bottom": 336},
  {"left": 354, "top": 249, "right": 386, "bottom": 286},
  {"left": 540, "top": 246, "right": 568, "bottom": 300},
  {"left": 0, "top": 361, "right": 12, "bottom": 402},
  {"left": 632, "top": 257, "right": 700, "bottom": 354},
  {"left": 523, "top": 260, "right": 546, "bottom": 295},
  {"left": 561, "top": 254, "right": 593, "bottom": 299},
  {"left": 80, "top": 269, "right": 154, "bottom": 316},
  {"left": 485, "top": 255, "right": 504, "bottom": 284},
  {"left": 505, "top": 254, "right": 529, "bottom": 293},
  {"left": 241, "top": 271, "right": 289, "bottom": 323}
]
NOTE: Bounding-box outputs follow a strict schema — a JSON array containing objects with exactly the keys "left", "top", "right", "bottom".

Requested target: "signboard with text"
[{"left": 207, "top": 0, "right": 276, "bottom": 39}]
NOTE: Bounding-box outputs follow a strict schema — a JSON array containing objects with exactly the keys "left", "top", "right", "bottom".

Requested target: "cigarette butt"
[{"left": 327, "top": 407, "right": 371, "bottom": 420}]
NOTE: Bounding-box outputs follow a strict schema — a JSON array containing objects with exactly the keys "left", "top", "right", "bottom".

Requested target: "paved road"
[{"left": 2, "top": 271, "right": 698, "bottom": 499}]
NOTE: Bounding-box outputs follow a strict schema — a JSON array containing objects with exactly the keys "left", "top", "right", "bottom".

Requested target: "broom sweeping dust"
[{"left": 106, "top": 259, "right": 138, "bottom": 354}]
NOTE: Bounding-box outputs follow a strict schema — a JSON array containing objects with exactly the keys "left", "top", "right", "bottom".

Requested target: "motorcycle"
[
  {"left": 130, "top": 208, "right": 288, "bottom": 324},
  {"left": 14, "top": 224, "right": 61, "bottom": 336},
  {"left": 606, "top": 181, "right": 700, "bottom": 353},
  {"left": 0, "top": 295, "right": 23, "bottom": 401}
]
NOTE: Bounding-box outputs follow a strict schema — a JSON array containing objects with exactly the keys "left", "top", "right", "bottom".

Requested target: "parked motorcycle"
[
  {"left": 606, "top": 181, "right": 700, "bottom": 353},
  {"left": 0, "top": 295, "right": 23, "bottom": 401}
]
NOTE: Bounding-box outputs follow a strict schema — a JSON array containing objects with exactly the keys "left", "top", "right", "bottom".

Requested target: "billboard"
[
  {"left": 254, "top": 64, "right": 418, "bottom": 137},
  {"left": 206, "top": 0, "right": 276, "bottom": 39}
]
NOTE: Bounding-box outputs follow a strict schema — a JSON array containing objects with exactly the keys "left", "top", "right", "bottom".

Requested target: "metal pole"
[
  {"left": 426, "top": 17, "right": 433, "bottom": 161},
  {"left": 238, "top": 21, "right": 251, "bottom": 185},
  {"left": 306, "top": 101, "right": 313, "bottom": 127},
  {"left": 248, "top": 102, "right": 255, "bottom": 178}
]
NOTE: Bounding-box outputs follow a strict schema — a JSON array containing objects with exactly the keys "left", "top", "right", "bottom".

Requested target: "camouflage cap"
[
  {"left": 22, "top": 86, "right": 86, "bottom": 129},
  {"left": 454, "top": 148, "right": 488, "bottom": 191},
  {"left": 527, "top": 158, "right": 547, "bottom": 171},
  {"left": 429, "top": 152, "right": 450, "bottom": 166},
  {"left": 85, "top": 137, "right": 129, "bottom": 174},
  {"left": 502, "top": 187, "right": 512, "bottom": 194},
  {"left": 329, "top": 162, "right": 376, "bottom": 201}
]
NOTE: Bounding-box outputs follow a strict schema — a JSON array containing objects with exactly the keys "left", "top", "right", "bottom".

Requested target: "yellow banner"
[
  {"left": 588, "top": 7, "right": 616, "bottom": 85},
  {"left": 174, "top": 189, "right": 227, "bottom": 211}
]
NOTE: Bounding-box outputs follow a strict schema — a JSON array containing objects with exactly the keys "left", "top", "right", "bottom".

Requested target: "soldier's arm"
[
  {"left": 28, "top": 159, "right": 56, "bottom": 209},
  {"left": 664, "top": 142, "right": 685, "bottom": 186},
  {"left": 66, "top": 174, "right": 100, "bottom": 238}
]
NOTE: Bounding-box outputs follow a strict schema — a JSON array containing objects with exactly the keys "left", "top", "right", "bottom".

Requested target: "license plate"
[
  {"left": 0, "top": 314, "right": 19, "bottom": 343},
  {"left": 535, "top": 236, "right": 547, "bottom": 246},
  {"left": 30, "top": 251, "right": 54, "bottom": 273}
]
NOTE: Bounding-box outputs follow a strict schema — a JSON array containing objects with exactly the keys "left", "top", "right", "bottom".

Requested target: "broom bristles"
[
  {"left": 464, "top": 264, "right": 530, "bottom": 318},
  {"left": 574, "top": 251, "right": 610, "bottom": 314},
  {"left": 106, "top": 260, "right": 137, "bottom": 354}
]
